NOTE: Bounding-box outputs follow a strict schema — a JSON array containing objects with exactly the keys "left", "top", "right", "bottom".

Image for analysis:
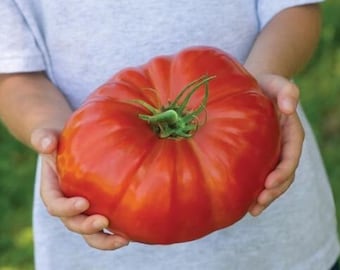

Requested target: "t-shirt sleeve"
[
  {"left": 0, "top": 0, "right": 45, "bottom": 73},
  {"left": 257, "top": 0, "right": 324, "bottom": 29}
]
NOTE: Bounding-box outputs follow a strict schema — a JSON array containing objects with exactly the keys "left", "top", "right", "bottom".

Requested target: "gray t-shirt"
[{"left": 1, "top": 1, "right": 339, "bottom": 269}]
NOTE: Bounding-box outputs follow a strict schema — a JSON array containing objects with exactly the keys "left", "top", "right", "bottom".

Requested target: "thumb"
[
  {"left": 30, "top": 128, "right": 60, "bottom": 154},
  {"left": 258, "top": 74, "right": 299, "bottom": 115}
]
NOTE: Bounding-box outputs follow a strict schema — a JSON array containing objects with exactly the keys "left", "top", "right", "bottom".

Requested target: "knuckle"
[
  {"left": 63, "top": 223, "right": 78, "bottom": 233},
  {"left": 272, "top": 188, "right": 283, "bottom": 199},
  {"left": 272, "top": 180, "right": 292, "bottom": 198},
  {"left": 83, "top": 235, "right": 100, "bottom": 249},
  {"left": 266, "top": 188, "right": 282, "bottom": 203},
  {"left": 267, "top": 193, "right": 277, "bottom": 205},
  {"left": 67, "top": 226, "right": 81, "bottom": 234},
  {"left": 46, "top": 204, "right": 59, "bottom": 216},
  {"left": 62, "top": 218, "right": 85, "bottom": 234},
  {"left": 83, "top": 235, "right": 120, "bottom": 251}
]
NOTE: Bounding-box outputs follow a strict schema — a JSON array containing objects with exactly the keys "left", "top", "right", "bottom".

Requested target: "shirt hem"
[
  {"left": 258, "top": 0, "right": 325, "bottom": 29},
  {"left": 0, "top": 55, "right": 46, "bottom": 73},
  {"left": 295, "top": 234, "right": 340, "bottom": 270}
]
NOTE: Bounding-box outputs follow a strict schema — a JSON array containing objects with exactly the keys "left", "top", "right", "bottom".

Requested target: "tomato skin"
[{"left": 57, "top": 46, "right": 281, "bottom": 244}]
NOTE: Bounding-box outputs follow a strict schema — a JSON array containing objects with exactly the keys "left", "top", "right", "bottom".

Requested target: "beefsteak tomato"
[{"left": 57, "top": 46, "right": 281, "bottom": 244}]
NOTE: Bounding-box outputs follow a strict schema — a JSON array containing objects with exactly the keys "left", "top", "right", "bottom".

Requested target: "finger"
[
  {"left": 265, "top": 113, "right": 304, "bottom": 189},
  {"left": 249, "top": 203, "right": 267, "bottom": 217},
  {"left": 31, "top": 128, "right": 59, "bottom": 154},
  {"left": 257, "top": 176, "right": 294, "bottom": 207},
  {"left": 61, "top": 214, "right": 109, "bottom": 235},
  {"left": 40, "top": 158, "right": 89, "bottom": 217},
  {"left": 83, "top": 232, "right": 129, "bottom": 250},
  {"left": 249, "top": 178, "right": 293, "bottom": 216},
  {"left": 277, "top": 82, "right": 299, "bottom": 115}
]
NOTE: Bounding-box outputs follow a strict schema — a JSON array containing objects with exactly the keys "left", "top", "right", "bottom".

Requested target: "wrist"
[
  {"left": 244, "top": 4, "right": 321, "bottom": 80},
  {"left": 0, "top": 72, "right": 72, "bottom": 147},
  {"left": 243, "top": 63, "right": 292, "bottom": 81}
]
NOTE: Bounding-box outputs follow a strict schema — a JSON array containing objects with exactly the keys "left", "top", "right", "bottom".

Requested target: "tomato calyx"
[{"left": 134, "top": 75, "right": 215, "bottom": 139}]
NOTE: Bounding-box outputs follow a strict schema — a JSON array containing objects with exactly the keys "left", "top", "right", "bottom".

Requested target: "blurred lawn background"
[{"left": 0, "top": 1, "right": 340, "bottom": 269}]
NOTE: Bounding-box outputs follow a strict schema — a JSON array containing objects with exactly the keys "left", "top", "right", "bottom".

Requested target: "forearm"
[
  {"left": 245, "top": 4, "right": 321, "bottom": 78},
  {"left": 0, "top": 72, "right": 72, "bottom": 148}
]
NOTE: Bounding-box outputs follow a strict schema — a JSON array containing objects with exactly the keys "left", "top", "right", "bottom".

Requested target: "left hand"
[
  {"left": 248, "top": 74, "right": 305, "bottom": 216},
  {"left": 31, "top": 128, "right": 130, "bottom": 250}
]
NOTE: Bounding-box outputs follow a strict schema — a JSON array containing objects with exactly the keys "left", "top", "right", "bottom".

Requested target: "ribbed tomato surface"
[{"left": 57, "top": 46, "right": 281, "bottom": 244}]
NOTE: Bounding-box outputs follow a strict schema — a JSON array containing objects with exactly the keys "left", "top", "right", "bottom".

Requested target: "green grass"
[
  {"left": 297, "top": 0, "right": 340, "bottom": 236},
  {"left": 1, "top": 1, "right": 340, "bottom": 269},
  {"left": 0, "top": 123, "right": 36, "bottom": 270}
]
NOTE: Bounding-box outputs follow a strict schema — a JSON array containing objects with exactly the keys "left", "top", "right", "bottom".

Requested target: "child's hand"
[
  {"left": 31, "top": 128, "right": 129, "bottom": 250},
  {"left": 248, "top": 74, "right": 305, "bottom": 216}
]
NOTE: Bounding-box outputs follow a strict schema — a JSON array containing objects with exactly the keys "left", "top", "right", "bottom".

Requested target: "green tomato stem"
[
  {"left": 139, "top": 109, "right": 179, "bottom": 124},
  {"left": 135, "top": 75, "right": 215, "bottom": 139}
]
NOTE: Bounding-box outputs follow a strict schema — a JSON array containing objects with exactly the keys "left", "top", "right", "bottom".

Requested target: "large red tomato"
[{"left": 57, "top": 46, "right": 281, "bottom": 244}]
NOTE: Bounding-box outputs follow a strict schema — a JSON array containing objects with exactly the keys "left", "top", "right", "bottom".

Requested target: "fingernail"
[
  {"left": 74, "top": 199, "right": 87, "bottom": 211},
  {"left": 281, "top": 98, "right": 295, "bottom": 113},
  {"left": 41, "top": 137, "right": 52, "bottom": 150},
  {"left": 93, "top": 219, "right": 106, "bottom": 230}
]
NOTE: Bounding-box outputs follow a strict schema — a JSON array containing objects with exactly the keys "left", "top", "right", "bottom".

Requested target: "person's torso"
[
  {"left": 15, "top": 0, "right": 259, "bottom": 107},
  {"left": 19, "top": 1, "right": 339, "bottom": 269}
]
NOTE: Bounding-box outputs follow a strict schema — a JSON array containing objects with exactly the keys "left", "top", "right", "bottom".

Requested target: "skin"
[
  {"left": 245, "top": 4, "right": 321, "bottom": 215},
  {"left": 0, "top": 4, "right": 321, "bottom": 250}
]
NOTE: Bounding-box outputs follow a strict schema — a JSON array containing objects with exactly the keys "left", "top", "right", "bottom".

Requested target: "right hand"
[
  {"left": 31, "top": 128, "right": 130, "bottom": 250},
  {"left": 247, "top": 74, "right": 304, "bottom": 216}
]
